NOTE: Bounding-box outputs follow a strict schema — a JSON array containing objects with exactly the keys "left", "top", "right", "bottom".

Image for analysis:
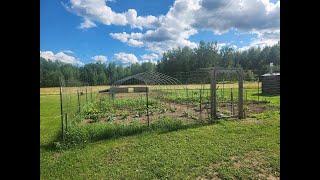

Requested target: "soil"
[{"left": 82, "top": 100, "right": 270, "bottom": 125}]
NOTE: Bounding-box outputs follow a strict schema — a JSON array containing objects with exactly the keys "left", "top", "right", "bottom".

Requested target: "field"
[{"left": 40, "top": 83, "right": 279, "bottom": 179}]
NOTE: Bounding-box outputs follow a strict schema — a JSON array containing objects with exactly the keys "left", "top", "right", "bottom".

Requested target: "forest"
[{"left": 40, "top": 41, "right": 280, "bottom": 87}]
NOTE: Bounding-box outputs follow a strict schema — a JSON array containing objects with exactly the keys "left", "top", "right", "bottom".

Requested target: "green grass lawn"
[{"left": 40, "top": 90, "right": 280, "bottom": 179}]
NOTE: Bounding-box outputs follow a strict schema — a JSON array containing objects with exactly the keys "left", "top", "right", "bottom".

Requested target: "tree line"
[
  {"left": 40, "top": 41, "right": 279, "bottom": 87},
  {"left": 40, "top": 58, "right": 156, "bottom": 87},
  {"left": 157, "top": 41, "right": 280, "bottom": 79}
]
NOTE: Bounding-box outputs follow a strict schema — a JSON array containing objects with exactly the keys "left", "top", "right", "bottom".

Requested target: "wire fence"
[{"left": 57, "top": 69, "right": 266, "bottom": 141}]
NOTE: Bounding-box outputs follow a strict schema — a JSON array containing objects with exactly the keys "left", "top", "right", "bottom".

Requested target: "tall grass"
[{"left": 60, "top": 117, "right": 197, "bottom": 149}]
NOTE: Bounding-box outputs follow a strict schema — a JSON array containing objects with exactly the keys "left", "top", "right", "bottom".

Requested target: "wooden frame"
[{"left": 209, "top": 67, "right": 244, "bottom": 120}]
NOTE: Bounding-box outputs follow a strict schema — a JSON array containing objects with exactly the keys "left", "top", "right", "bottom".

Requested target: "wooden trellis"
[{"left": 206, "top": 67, "right": 244, "bottom": 120}]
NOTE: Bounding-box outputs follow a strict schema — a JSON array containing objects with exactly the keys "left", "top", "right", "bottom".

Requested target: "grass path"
[{"left": 40, "top": 89, "right": 279, "bottom": 179}]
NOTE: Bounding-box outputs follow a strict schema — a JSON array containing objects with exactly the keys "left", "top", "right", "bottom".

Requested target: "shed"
[{"left": 260, "top": 73, "right": 280, "bottom": 95}]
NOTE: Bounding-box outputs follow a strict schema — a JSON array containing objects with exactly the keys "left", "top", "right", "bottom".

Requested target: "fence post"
[
  {"left": 210, "top": 68, "right": 217, "bottom": 121},
  {"left": 231, "top": 88, "right": 234, "bottom": 116},
  {"left": 199, "top": 88, "right": 202, "bottom": 120},
  {"left": 257, "top": 77, "right": 260, "bottom": 102},
  {"left": 146, "top": 87, "right": 150, "bottom": 127},
  {"left": 59, "top": 85, "right": 64, "bottom": 141},
  {"left": 238, "top": 71, "right": 244, "bottom": 119}
]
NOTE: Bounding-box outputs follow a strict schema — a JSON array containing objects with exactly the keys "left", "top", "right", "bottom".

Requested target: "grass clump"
[{"left": 59, "top": 117, "right": 193, "bottom": 149}]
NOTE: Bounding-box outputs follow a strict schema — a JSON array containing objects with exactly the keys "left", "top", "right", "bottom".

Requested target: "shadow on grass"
[
  {"left": 47, "top": 118, "right": 224, "bottom": 151},
  {"left": 251, "top": 92, "right": 279, "bottom": 97},
  {"left": 41, "top": 133, "right": 63, "bottom": 152}
]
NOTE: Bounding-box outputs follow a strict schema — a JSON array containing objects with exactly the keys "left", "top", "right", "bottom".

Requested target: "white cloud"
[
  {"left": 79, "top": 18, "right": 97, "bottom": 29},
  {"left": 114, "top": 52, "right": 138, "bottom": 65},
  {"left": 109, "top": 0, "right": 200, "bottom": 53},
  {"left": 65, "top": 0, "right": 159, "bottom": 29},
  {"left": 62, "top": 50, "right": 74, "bottom": 54},
  {"left": 66, "top": 0, "right": 280, "bottom": 54},
  {"left": 110, "top": 32, "right": 144, "bottom": 47},
  {"left": 194, "top": 0, "right": 280, "bottom": 34},
  {"left": 40, "top": 51, "right": 84, "bottom": 66},
  {"left": 127, "top": 39, "right": 144, "bottom": 47},
  {"left": 92, "top": 55, "right": 107, "bottom": 63},
  {"left": 238, "top": 30, "right": 280, "bottom": 51},
  {"left": 140, "top": 53, "right": 160, "bottom": 64}
]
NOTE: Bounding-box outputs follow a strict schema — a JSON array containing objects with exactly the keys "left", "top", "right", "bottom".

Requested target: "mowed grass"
[{"left": 40, "top": 84, "right": 279, "bottom": 179}]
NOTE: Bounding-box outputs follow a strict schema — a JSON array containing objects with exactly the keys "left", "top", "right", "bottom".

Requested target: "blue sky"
[{"left": 40, "top": 0, "right": 280, "bottom": 65}]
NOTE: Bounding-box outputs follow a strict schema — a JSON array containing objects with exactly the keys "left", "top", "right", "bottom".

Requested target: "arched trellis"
[
  {"left": 112, "top": 71, "right": 182, "bottom": 86},
  {"left": 111, "top": 71, "right": 184, "bottom": 126}
]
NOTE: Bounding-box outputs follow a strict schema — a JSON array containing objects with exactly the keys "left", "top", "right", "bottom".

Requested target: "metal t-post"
[
  {"left": 146, "top": 87, "right": 150, "bottom": 126},
  {"left": 59, "top": 85, "right": 64, "bottom": 141}
]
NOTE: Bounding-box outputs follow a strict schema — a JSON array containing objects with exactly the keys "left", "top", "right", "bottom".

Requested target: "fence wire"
[{"left": 58, "top": 70, "right": 264, "bottom": 140}]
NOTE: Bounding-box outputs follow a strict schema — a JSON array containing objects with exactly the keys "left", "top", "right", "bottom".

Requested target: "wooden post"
[
  {"left": 238, "top": 70, "right": 244, "bottom": 119},
  {"left": 146, "top": 87, "right": 150, "bottom": 127},
  {"left": 231, "top": 88, "right": 234, "bottom": 116},
  {"left": 59, "top": 86, "right": 64, "bottom": 141},
  {"left": 210, "top": 68, "right": 217, "bottom": 121},
  {"left": 257, "top": 77, "right": 260, "bottom": 102}
]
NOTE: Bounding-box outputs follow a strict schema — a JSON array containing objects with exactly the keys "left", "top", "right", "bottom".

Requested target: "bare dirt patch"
[{"left": 81, "top": 119, "right": 95, "bottom": 124}]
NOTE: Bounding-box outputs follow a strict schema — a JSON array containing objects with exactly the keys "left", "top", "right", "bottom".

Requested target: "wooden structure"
[
  {"left": 261, "top": 73, "right": 280, "bottom": 95},
  {"left": 99, "top": 87, "right": 148, "bottom": 94},
  {"left": 206, "top": 67, "right": 244, "bottom": 120}
]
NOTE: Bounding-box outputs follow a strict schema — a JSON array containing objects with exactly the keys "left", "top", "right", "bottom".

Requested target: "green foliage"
[
  {"left": 40, "top": 58, "right": 156, "bottom": 87},
  {"left": 40, "top": 41, "right": 279, "bottom": 87},
  {"left": 81, "top": 102, "right": 101, "bottom": 122},
  {"left": 157, "top": 41, "right": 280, "bottom": 79},
  {"left": 64, "top": 126, "right": 89, "bottom": 148},
  {"left": 150, "top": 117, "right": 185, "bottom": 132},
  {"left": 41, "top": 93, "right": 279, "bottom": 179}
]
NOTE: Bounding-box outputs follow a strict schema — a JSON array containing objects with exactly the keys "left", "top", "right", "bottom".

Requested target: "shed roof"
[{"left": 261, "top": 73, "right": 280, "bottom": 77}]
